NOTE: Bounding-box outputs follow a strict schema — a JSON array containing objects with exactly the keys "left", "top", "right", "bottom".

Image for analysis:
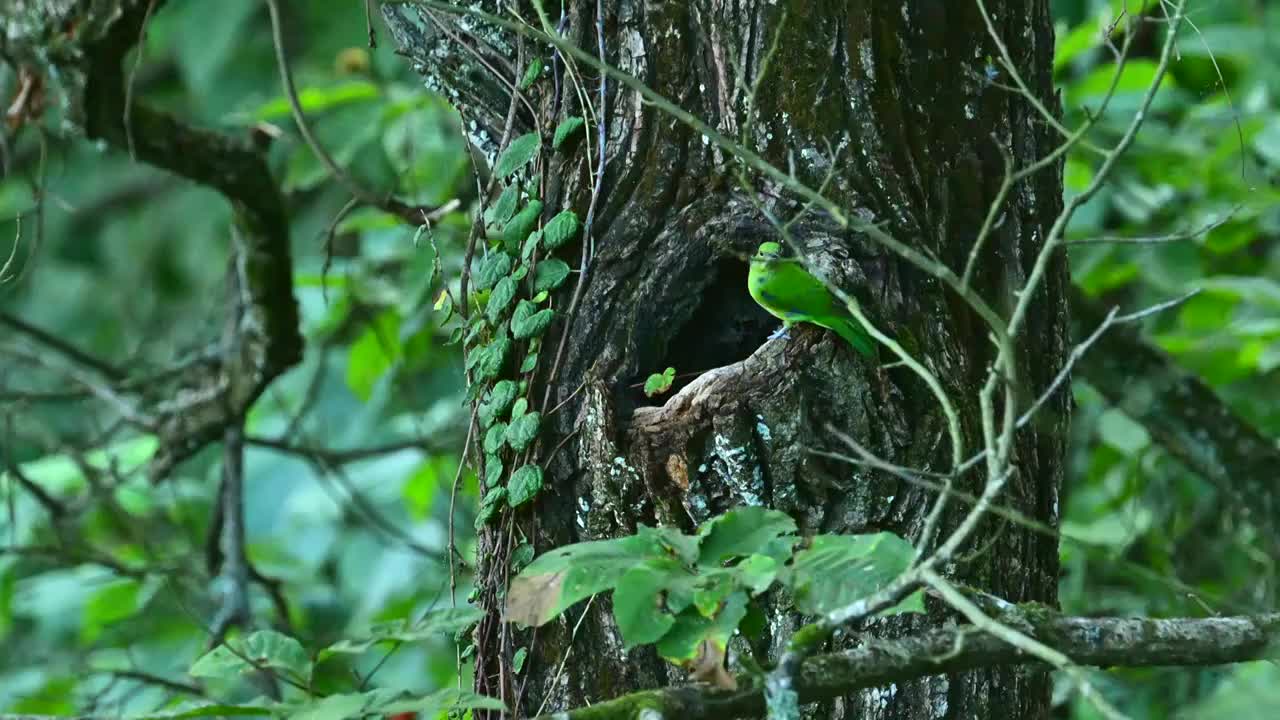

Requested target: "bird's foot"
[{"left": 768, "top": 325, "right": 791, "bottom": 341}]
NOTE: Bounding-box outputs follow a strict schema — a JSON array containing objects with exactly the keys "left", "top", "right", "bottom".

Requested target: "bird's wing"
[{"left": 757, "top": 260, "right": 843, "bottom": 320}]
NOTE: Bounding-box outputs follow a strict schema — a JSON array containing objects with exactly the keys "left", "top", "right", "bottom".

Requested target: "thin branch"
[
  {"left": 245, "top": 435, "right": 451, "bottom": 464},
  {"left": 0, "top": 312, "right": 125, "bottom": 380},
  {"left": 1065, "top": 207, "right": 1237, "bottom": 245},
  {"left": 922, "top": 569, "right": 1128, "bottom": 720}
]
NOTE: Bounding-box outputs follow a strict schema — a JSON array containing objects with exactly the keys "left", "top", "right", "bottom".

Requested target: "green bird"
[{"left": 748, "top": 241, "right": 876, "bottom": 358}]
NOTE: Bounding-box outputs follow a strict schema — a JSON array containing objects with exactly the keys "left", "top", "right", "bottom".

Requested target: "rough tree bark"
[{"left": 386, "top": 2, "right": 1068, "bottom": 718}]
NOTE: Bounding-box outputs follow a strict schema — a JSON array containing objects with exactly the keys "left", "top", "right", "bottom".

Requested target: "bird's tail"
[{"left": 830, "top": 316, "right": 877, "bottom": 359}]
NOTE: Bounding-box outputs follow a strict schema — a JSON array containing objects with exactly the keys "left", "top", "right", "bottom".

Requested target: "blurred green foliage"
[{"left": 0, "top": 0, "right": 1274, "bottom": 717}]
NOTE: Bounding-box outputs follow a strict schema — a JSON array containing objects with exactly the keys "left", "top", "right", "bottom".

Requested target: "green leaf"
[
  {"left": 613, "top": 560, "right": 681, "bottom": 647},
  {"left": 475, "top": 487, "right": 507, "bottom": 529},
  {"left": 484, "top": 456, "right": 504, "bottom": 488},
  {"left": 495, "top": 132, "right": 541, "bottom": 177},
  {"left": 345, "top": 311, "right": 402, "bottom": 401},
  {"left": 541, "top": 210, "right": 581, "bottom": 250},
  {"left": 734, "top": 554, "right": 780, "bottom": 596},
  {"left": 512, "top": 646, "right": 529, "bottom": 673},
  {"left": 504, "top": 411, "right": 542, "bottom": 452},
  {"left": 320, "top": 608, "right": 483, "bottom": 657},
  {"left": 151, "top": 704, "right": 275, "bottom": 717},
  {"left": 522, "top": 228, "right": 543, "bottom": 261},
  {"left": 82, "top": 579, "right": 141, "bottom": 643},
  {"left": 506, "top": 533, "right": 663, "bottom": 627},
  {"left": 484, "top": 423, "right": 508, "bottom": 454},
  {"left": 486, "top": 184, "right": 519, "bottom": 228},
  {"left": 512, "top": 300, "right": 556, "bottom": 340},
  {"left": 189, "top": 630, "right": 311, "bottom": 682},
  {"left": 487, "top": 276, "right": 519, "bottom": 324},
  {"left": 553, "top": 116, "right": 586, "bottom": 149},
  {"left": 692, "top": 572, "right": 736, "bottom": 618},
  {"left": 697, "top": 507, "right": 798, "bottom": 566},
  {"left": 511, "top": 543, "right": 535, "bottom": 570},
  {"left": 472, "top": 336, "right": 511, "bottom": 383},
  {"left": 655, "top": 592, "right": 748, "bottom": 663},
  {"left": 510, "top": 397, "right": 529, "bottom": 419},
  {"left": 507, "top": 464, "right": 544, "bottom": 507},
  {"left": 475, "top": 252, "right": 514, "bottom": 291},
  {"left": 520, "top": 352, "right": 539, "bottom": 373},
  {"left": 504, "top": 200, "right": 544, "bottom": 255},
  {"left": 787, "top": 533, "right": 919, "bottom": 617},
  {"left": 379, "top": 688, "right": 506, "bottom": 716},
  {"left": 479, "top": 380, "right": 519, "bottom": 427},
  {"left": 519, "top": 58, "right": 544, "bottom": 90},
  {"left": 643, "top": 367, "right": 676, "bottom": 397},
  {"left": 286, "top": 690, "right": 399, "bottom": 720},
  {"left": 534, "top": 259, "right": 572, "bottom": 293}
]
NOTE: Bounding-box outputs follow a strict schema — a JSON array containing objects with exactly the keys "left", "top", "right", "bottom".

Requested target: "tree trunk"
[{"left": 386, "top": 1, "right": 1068, "bottom": 718}]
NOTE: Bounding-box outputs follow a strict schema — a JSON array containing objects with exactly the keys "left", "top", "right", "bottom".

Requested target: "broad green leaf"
[
  {"left": 534, "top": 259, "right": 572, "bottom": 292},
  {"left": 487, "top": 276, "right": 519, "bottom": 324},
  {"left": 320, "top": 608, "right": 483, "bottom": 656},
  {"left": 541, "top": 210, "right": 580, "bottom": 250},
  {"left": 479, "top": 380, "right": 519, "bottom": 427},
  {"left": 511, "top": 543, "right": 535, "bottom": 570},
  {"left": 504, "top": 200, "right": 544, "bottom": 255},
  {"left": 288, "top": 690, "right": 398, "bottom": 720},
  {"left": 484, "top": 456, "right": 504, "bottom": 488},
  {"left": 512, "top": 300, "right": 555, "bottom": 340},
  {"left": 697, "top": 507, "right": 798, "bottom": 566},
  {"left": 513, "top": 646, "right": 529, "bottom": 672},
  {"left": 504, "top": 411, "right": 541, "bottom": 452},
  {"left": 522, "top": 228, "right": 544, "bottom": 261},
  {"left": 146, "top": 703, "right": 275, "bottom": 717},
  {"left": 476, "top": 487, "right": 507, "bottom": 529},
  {"left": 345, "top": 311, "right": 401, "bottom": 401},
  {"left": 1053, "top": 19, "right": 1099, "bottom": 72},
  {"left": 519, "top": 58, "right": 544, "bottom": 90},
  {"left": 486, "top": 185, "right": 519, "bottom": 228},
  {"left": 520, "top": 352, "right": 539, "bottom": 373},
  {"left": 189, "top": 630, "right": 311, "bottom": 682},
  {"left": 553, "top": 116, "right": 586, "bottom": 149},
  {"left": 495, "top": 133, "right": 541, "bottom": 177},
  {"left": 484, "top": 423, "right": 508, "bottom": 454},
  {"left": 655, "top": 591, "right": 748, "bottom": 663},
  {"left": 475, "top": 252, "right": 514, "bottom": 291},
  {"left": 641, "top": 524, "right": 702, "bottom": 567},
  {"left": 613, "top": 560, "right": 681, "bottom": 647},
  {"left": 507, "top": 464, "right": 543, "bottom": 507},
  {"left": 692, "top": 571, "right": 736, "bottom": 618},
  {"left": 82, "top": 579, "right": 141, "bottom": 644},
  {"left": 1199, "top": 276, "right": 1280, "bottom": 310},
  {"left": 472, "top": 336, "right": 511, "bottom": 383},
  {"left": 510, "top": 397, "right": 528, "bottom": 420},
  {"left": 379, "top": 688, "right": 506, "bottom": 715},
  {"left": 787, "top": 533, "right": 919, "bottom": 617},
  {"left": 734, "top": 554, "right": 779, "bottom": 596},
  {"left": 505, "top": 533, "right": 665, "bottom": 627}
]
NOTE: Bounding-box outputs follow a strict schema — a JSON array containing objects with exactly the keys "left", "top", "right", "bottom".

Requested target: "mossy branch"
[{"left": 532, "top": 610, "right": 1280, "bottom": 720}]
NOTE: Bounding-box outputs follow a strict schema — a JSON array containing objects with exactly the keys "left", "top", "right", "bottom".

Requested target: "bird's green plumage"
[{"left": 748, "top": 242, "right": 875, "bottom": 358}]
